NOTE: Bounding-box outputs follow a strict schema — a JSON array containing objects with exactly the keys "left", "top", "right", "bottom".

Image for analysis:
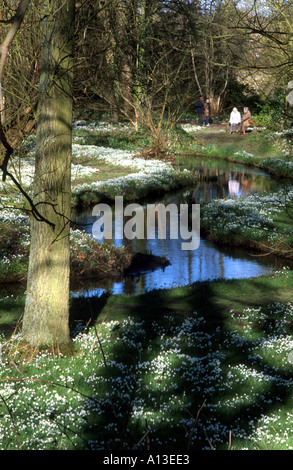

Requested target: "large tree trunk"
[{"left": 22, "top": 0, "right": 75, "bottom": 347}]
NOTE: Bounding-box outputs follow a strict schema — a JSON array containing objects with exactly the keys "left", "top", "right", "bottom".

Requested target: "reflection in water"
[
  {"left": 180, "top": 156, "right": 283, "bottom": 203},
  {"left": 71, "top": 157, "right": 287, "bottom": 297},
  {"left": 228, "top": 173, "right": 242, "bottom": 197},
  {"left": 228, "top": 171, "right": 253, "bottom": 198}
]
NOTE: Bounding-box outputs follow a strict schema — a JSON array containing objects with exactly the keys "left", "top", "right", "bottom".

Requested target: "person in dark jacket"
[
  {"left": 204, "top": 98, "right": 211, "bottom": 126},
  {"left": 195, "top": 96, "right": 204, "bottom": 126}
]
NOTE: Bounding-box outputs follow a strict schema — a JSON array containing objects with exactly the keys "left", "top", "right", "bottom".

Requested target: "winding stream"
[{"left": 71, "top": 156, "right": 290, "bottom": 297}]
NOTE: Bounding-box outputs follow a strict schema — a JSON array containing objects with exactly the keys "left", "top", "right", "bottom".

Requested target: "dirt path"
[{"left": 192, "top": 122, "right": 255, "bottom": 144}]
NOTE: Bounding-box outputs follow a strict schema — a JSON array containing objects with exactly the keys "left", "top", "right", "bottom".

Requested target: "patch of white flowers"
[
  {"left": 72, "top": 120, "right": 134, "bottom": 133},
  {"left": 201, "top": 186, "right": 293, "bottom": 242},
  {"left": 1, "top": 298, "right": 293, "bottom": 450}
]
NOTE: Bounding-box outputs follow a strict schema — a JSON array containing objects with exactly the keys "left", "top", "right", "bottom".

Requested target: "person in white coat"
[{"left": 229, "top": 107, "right": 241, "bottom": 134}]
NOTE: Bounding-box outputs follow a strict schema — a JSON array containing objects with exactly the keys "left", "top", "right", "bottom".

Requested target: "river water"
[{"left": 71, "top": 156, "right": 289, "bottom": 297}]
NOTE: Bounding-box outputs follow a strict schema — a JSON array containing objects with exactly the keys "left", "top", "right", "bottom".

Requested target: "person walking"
[
  {"left": 204, "top": 98, "right": 211, "bottom": 126},
  {"left": 195, "top": 96, "right": 204, "bottom": 126},
  {"left": 239, "top": 107, "right": 252, "bottom": 135},
  {"left": 229, "top": 107, "right": 241, "bottom": 134}
]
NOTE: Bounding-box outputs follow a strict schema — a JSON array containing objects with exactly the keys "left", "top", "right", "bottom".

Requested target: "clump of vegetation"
[
  {"left": 0, "top": 220, "right": 133, "bottom": 284},
  {"left": 0, "top": 219, "right": 30, "bottom": 283},
  {"left": 70, "top": 229, "right": 133, "bottom": 279},
  {"left": 252, "top": 89, "right": 286, "bottom": 131},
  {"left": 201, "top": 188, "right": 293, "bottom": 259},
  {"left": 71, "top": 167, "right": 196, "bottom": 207}
]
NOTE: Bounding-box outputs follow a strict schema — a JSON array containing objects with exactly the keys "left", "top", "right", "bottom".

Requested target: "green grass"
[
  {"left": 72, "top": 118, "right": 195, "bottom": 155},
  {"left": 72, "top": 126, "right": 153, "bottom": 152},
  {"left": 196, "top": 130, "right": 285, "bottom": 158},
  {"left": 71, "top": 157, "right": 140, "bottom": 186},
  {"left": 70, "top": 169, "right": 196, "bottom": 207},
  {"left": 0, "top": 269, "right": 293, "bottom": 450}
]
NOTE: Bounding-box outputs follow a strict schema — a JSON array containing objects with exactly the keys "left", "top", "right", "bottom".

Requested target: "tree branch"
[{"left": 0, "top": 0, "right": 30, "bottom": 181}]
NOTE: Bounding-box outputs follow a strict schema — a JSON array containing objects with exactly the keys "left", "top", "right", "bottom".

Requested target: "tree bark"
[
  {"left": 22, "top": 0, "right": 75, "bottom": 347},
  {"left": 117, "top": 0, "right": 135, "bottom": 121}
]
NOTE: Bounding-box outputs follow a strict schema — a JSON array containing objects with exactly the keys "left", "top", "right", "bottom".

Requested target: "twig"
[
  {"left": 132, "top": 428, "right": 150, "bottom": 450},
  {"left": 227, "top": 430, "right": 232, "bottom": 450},
  {"left": 0, "top": 393, "right": 20, "bottom": 450},
  {"left": 86, "top": 296, "right": 117, "bottom": 418},
  {"left": 185, "top": 400, "right": 215, "bottom": 450}
]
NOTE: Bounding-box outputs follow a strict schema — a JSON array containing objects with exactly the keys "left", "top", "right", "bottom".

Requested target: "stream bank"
[
  {"left": 180, "top": 123, "right": 293, "bottom": 180},
  {"left": 71, "top": 156, "right": 292, "bottom": 297},
  {"left": 1, "top": 121, "right": 292, "bottom": 295}
]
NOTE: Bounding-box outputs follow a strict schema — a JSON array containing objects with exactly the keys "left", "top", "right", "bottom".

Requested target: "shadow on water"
[{"left": 71, "top": 156, "right": 290, "bottom": 298}]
